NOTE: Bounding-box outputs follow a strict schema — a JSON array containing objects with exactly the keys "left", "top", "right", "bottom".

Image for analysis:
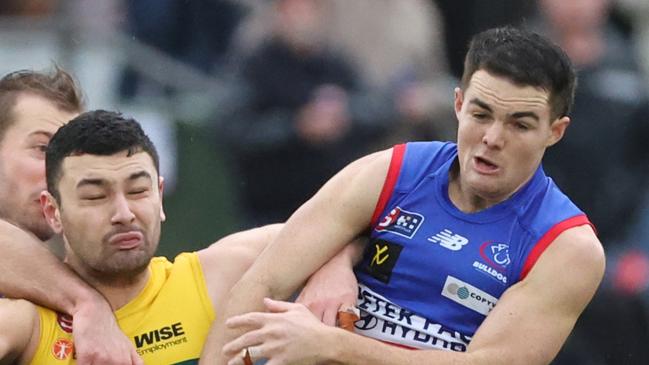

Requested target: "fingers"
[
  {"left": 226, "top": 311, "right": 270, "bottom": 329},
  {"left": 226, "top": 345, "right": 265, "bottom": 365},
  {"left": 222, "top": 329, "right": 265, "bottom": 357},
  {"left": 131, "top": 348, "right": 144, "bottom": 365},
  {"left": 322, "top": 306, "right": 338, "bottom": 326},
  {"left": 263, "top": 297, "right": 296, "bottom": 312}
]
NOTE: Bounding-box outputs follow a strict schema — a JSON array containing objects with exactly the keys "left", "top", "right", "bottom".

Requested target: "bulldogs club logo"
[
  {"left": 57, "top": 312, "right": 74, "bottom": 334},
  {"left": 375, "top": 207, "right": 424, "bottom": 239},
  {"left": 480, "top": 241, "right": 511, "bottom": 269},
  {"left": 473, "top": 241, "right": 511, "bottom": 285}
]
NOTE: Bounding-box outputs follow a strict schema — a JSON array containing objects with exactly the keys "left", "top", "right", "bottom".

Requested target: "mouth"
[
  {"left": 108, "top": 231, "right": 144, "bottom": 250},
  {"left": 473, "top": 156, "right": 500, "bottom": 174}
]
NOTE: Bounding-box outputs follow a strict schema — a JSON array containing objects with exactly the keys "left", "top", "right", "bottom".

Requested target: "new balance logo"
[{"left": 428, "top": 229, "right": 469, "bottom": 251}]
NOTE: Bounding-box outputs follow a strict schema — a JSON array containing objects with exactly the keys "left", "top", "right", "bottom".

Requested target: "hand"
[
  {"left": 223, "top": 298, "right": 338, "bottom": 365},
  {"left": 72, "top": 297, "right": 143, "bottom": 365},
  {"left": 296, "top": 252, "right": 358, "bottom": 326},
  {"left": 296, "top": 84, "right": 350, "bottom": 145}
]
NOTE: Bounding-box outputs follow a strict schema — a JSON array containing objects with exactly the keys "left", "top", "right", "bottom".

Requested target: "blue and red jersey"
[{"left": 353, "top": 142, "right": 593, "bottom": 350}]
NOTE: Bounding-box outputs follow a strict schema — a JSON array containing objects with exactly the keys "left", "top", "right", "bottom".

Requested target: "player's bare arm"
[
  {"left": 199, "top": 148, "right": 392, "bottom": 364},
  {"left": 223, "top": 225, "right": 604, "bottom": 365},
  {"left": 0, "top": 219, "right": 143, "bottom": 365},
  {"left": 0, "top": 299, "right": 38, "bottom": 365},
  {"left": 198, "top": 224, "right": 285, "bottom": 311}
]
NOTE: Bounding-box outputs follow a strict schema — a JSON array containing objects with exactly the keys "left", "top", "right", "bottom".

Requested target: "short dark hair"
[
  {"left": 46, "top": 110, "right": 160, "bottom": 202},
  {"left": 0, "top": 66, "right": 84, "bottom": 144},
  {"left": 461, "top": 26, "right": 576, "bottom": 120}
]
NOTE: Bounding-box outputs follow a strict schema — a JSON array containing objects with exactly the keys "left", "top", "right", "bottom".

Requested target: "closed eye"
[
  {"left": 472, "top": 113, "right": 489, "bottom": 120},
  {"left": 515, "top": 123, "right": 529, "bottom": 131},
  {"left": 128, "top": 189, "right": 149, "bottom": 196}
]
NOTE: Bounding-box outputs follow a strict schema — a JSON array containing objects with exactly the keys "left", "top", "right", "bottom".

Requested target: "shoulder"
[
  {"left": 0, "top": 299, "right": 39, "bottom": 362},
  {"left": 551, "top": 225, "right": 605, "bottom": 273},
  {"left": 0, "top": 298, "right": 38, "bottom": 329},
  {"left": 526, "top": 225, "right": 605, "bottom": 306}
]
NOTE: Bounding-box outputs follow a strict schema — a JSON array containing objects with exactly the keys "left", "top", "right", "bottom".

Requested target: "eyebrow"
[
  {"left": 510, "top": 111, "right": 540, "bottom": 122},
  {"left": 469, "top": 98, "right": 540, "bottom": 122},
  {"left": 76, "top": 170, "right": 153, "bottom": 190},
  {"left": 28, "top": 131, "right": 54, "bottom": 138},
  {"left": 469, "top": 98, "right": 493, "bottom": 113}
]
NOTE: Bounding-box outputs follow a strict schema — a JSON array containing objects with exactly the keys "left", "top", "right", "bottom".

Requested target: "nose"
[
  {"left": 111, "top": 193, "right": 135, "bottom": 225},
  {"left": 482, "top": 121, "right": 505, "bottom": 149}
]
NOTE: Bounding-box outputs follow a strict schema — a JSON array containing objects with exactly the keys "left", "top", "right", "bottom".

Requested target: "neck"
[
  {"left": 65, "top": 257, "right": 150, "bottom": 311},
  {"left": 448, "top": 178, "right": 501, "bottom": 213},
  {"left": 447, "top": 162, "right": 529, "bottom": 213},
  {"left": 90, "top": 272, "right": 150, "bottom": 310}
]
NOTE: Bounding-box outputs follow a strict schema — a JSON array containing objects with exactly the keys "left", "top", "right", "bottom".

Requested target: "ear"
[
  {"left": 454, "top": 87, "right": 464, "bottom": 118},
  {"left": 546, "top": 116, "right": 571, "bottom": 147},
  {"left": 158, "top": 176, "right": 166, "bottom": 222},
  {"left": 40, "top": 191, "right": 63, "bottom": 234}
]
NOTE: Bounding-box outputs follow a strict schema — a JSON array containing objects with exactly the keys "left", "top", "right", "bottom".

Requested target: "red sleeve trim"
[
  {"left": 519, "top": 214, "right": 595, "bottom": 280},
  {"left": 370, "top": 144, "right": 406, "bottom": 227}
]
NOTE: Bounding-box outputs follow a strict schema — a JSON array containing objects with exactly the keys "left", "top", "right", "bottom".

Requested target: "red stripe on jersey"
[
  {"left": 519, "top": 214, "right": 595, "bottom": 280},
  {"left": 371, "top": 144, "right": 406, "bottom": 227}
]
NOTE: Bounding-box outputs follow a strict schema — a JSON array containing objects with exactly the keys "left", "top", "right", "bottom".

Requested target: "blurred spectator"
[
  {"left": 118, "top": 0, "right": 245, "bottom": 100},
  {"left": 533, "top": 0, "right": 649, "bottom": 254},
  {"left": 323, "top": 0, "right": 456, "bottom": 143},
  {"left": 221, "top": 0, "right": 377, "bottom": 226},
  {"left": 616, "top": 0, "right": 649, "bottom": 84},
  {"left": 233, "top": 0, "right": 456, "bottom": 145},
  {"left": 0, "top": 0, "right": 56, "bottom": 16},
  {"left": 434, "top": 0, "right": 536, "bottom": 79},
  {"left": 529, "top": 0, "right": 649, "bottom": 363}
]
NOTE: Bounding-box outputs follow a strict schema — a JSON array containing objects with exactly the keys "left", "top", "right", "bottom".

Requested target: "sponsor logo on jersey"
[
  {"left": 375, "top": 207, "right": 424, "bottom": 239},
  {"left": 52, "top": 338, "right": 74, "bottom": 360},
  {"left": 427, "top": 229, "right": 469, "bottom": 251},
  {"left": 134, "top": 322, "right": 189, "bottom": 356},
  {"left": 363, "top": 240, "right": 403, "bottom": 284},
  {"left": 442, "top": 275, "right": 497, "bottom": 316},
  {"left": 472, "top": 241, "right": 510, "bottom": 285},
  {"left": 56, "top": 312, "right": 74, "bottom": 334},
  {"left": 356, "top": 283, "right": 471, "bottom": 351}
]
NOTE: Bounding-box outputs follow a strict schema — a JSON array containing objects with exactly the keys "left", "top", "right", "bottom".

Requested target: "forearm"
[
  {"left": 0, "top": 220, "right": 103, "bottom": 315},
  {"left": 335, "top": 236, "right": 366, "bottom": 267},
  {"left": 200, "top": 278, "right": 274, "bottom": 364}
]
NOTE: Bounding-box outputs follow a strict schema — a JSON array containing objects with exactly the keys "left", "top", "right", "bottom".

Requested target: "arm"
[
  {"left": 0, "top": 219, "right": 142, "bottom": 365},
  {"left": 223, "top": 225, "right": 605, "bottom": 365},
  {"left": 197, "top": 224, "right": 285, "bottom": 310},
  {"left": 199, "top": 223, "right": 365, "bottom": 328},
  {"left": 199, "top": 148, "right": 391, "bottom": 364},
  {"left": 0, "top": 299, "right": 37, "bottom": 364},
  {"left": 296, "top": 236, "right": 365, "bottom": 326}
]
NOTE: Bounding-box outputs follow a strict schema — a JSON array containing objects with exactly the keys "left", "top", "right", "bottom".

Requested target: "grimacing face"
[
  {"left": 0, "top": 93, "right": 77, "bottom": 240},
  {"left": 41, "top": 151, "right": 165, "bottom": 281},
  {"left": 451, "top": 70, "right": 570, "bottom": 211}
]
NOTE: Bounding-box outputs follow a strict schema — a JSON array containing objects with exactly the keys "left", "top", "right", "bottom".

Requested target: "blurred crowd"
[{"left": 3, "top": 0, "right": 649, "bottom": 363}]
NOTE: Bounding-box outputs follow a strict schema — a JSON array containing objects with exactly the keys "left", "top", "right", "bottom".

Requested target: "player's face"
[
  {"left": 452, "top": 70, "right": 569, "bottom": 210},
  {"left": 42, "top": 151, "right": 165, "bottom": 280},
  {"left": 0, "top": 94, "right": 76, "bottom": 240}
]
